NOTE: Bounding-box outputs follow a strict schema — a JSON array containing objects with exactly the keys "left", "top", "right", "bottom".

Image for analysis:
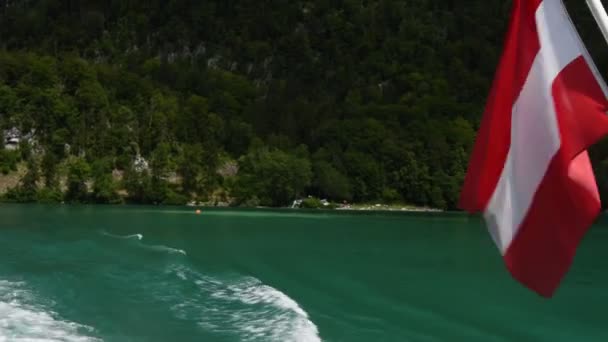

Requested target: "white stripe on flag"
[{"left": 484, "top": 0, "right": 583, "bottom": 254}]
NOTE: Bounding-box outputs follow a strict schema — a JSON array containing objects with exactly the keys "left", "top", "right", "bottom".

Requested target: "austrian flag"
[{"left": 460, "top": 0, "right": 608, "bottom": 297}]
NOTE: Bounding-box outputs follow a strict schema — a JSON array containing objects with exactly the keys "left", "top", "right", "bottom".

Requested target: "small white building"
[
  {"left": 3, "top": 127, "right": 35, "bottom": 150},
  {"left": 5, "top": 137, "right": 19, "bottom": 150}
]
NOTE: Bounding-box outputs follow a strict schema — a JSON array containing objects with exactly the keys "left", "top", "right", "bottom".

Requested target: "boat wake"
[
  {"left": 100, "top": 231, "right": 143, "bottom": 241},
  {"left": 143, "top": 244, "right": 187, "bottom": 256},
  {"left": 166, "top": 265, "right": 321, "bottom": 342},
  {"left": 99, "top": 231, "right": 185, "bottom": 255},
  {"left": 0, "top": 280, "right": 100, "bottom": 342}
]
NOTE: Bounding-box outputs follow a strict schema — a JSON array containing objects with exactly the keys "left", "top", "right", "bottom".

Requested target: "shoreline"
[
  {"left": 334, "top": 204, "right": 443, "bottom": 212},
  {"left": 0, "top": 201, "right": 444, "bottom": 212},
  {"left": 184, "top": 200, "right": 443, "bottom": 212}
]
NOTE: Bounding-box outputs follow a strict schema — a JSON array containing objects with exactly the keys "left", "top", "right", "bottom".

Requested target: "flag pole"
[
  {"left": 586, "top": 0, "right": 608, "bottom": 45},
  {"left": 583, "top": 0, "right": 608, "bottom": 97}
]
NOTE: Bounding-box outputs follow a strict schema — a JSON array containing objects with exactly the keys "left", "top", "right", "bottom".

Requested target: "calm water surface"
[{"left": 0, "top": 204, "right": 607, "bottom": 341}]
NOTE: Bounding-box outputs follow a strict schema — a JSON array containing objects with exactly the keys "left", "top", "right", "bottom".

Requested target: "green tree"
[
  {"left": 91, "top": 158, "right": 120, "bottom": 204},
  {"left": 41, "top": 151, "right": 59, "bottom": 187},
  {"left": 234, "top": 147, "right": 312, "bottom": 206},
  {"left": 12, "top": 156, "right": 40, "bottom": 202},
  {"left": 65, "top": 157, "right": 91, "bottom": 203},
  {"left": 0, "top": 149, "right": 19, "bottom": 175},
  {"left": 178, "top": 144, "right": 203, "bottom": 197},
  {"left": 313, "top": 160, "right": 352, "bottom": 201},
  {"left": 123, "top": 162, "right": 152, "bottom": 204}
]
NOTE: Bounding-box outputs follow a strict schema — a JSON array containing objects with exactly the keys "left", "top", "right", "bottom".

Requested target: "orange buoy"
[{"left": 195, "top": 209, "right": 201, "bottom": 215}]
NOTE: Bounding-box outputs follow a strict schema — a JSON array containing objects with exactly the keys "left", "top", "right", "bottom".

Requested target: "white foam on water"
[
  {"left": 100, "top": 231, "right": 186, "bottom": 256},
  {"left": 213, "top": 277, "right": 321, "bottom": 342},
  {"left": 165, "top": 265, "right": 321, "bottom": 342},
  {"left": 146, "top": 245, "right": 187, "bottom": 256},
  {"left": 0, "top": 280, "right": 100, "bottom": 342},
  {"left": 100, "top": 231, "right": 143, "bottom": 241},
  {"left": 175, "top": 269, "right": 188, "bottom": 281},
  {"left": 128, "top": 234, "right": 143, "bottom": 241}
]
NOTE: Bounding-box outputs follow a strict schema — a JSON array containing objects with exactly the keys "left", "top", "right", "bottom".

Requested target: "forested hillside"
[{"left": 0, "top": 0, "right": 607, "bottom": 209}]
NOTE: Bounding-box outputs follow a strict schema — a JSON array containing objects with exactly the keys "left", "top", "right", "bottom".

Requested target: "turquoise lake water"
[{"left": 0, "top": 204, "right": 607, "bottom": 341}]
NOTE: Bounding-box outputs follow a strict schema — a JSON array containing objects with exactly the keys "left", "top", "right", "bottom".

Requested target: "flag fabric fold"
[{"left": 460, "top": 0, "right": 608, "bottom": 297}]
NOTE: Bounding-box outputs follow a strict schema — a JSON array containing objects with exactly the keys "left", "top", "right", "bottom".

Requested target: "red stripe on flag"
[
  {"left": 459, "top": 0, "right": 543, "bottom": 212},
  {"left": 504, "top": 56, "right": 608, "bottom": 297}
]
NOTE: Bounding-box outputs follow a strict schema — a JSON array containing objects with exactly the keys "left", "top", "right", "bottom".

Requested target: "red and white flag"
[{"left": 460, "top": 0, "right": 608, "bottom": 297}]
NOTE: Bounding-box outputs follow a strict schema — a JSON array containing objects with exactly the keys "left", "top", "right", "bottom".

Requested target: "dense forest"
[{"left": 0, "top": 0, "right": 608, "bottom": 209}]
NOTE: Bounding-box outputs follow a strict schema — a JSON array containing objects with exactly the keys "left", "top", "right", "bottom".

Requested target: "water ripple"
[
  {"left": 0, "top": 280, "right": 100, "bottom": 342},
  {"left": 165, "top": 264, "right": 321, "bottom": 342}
]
